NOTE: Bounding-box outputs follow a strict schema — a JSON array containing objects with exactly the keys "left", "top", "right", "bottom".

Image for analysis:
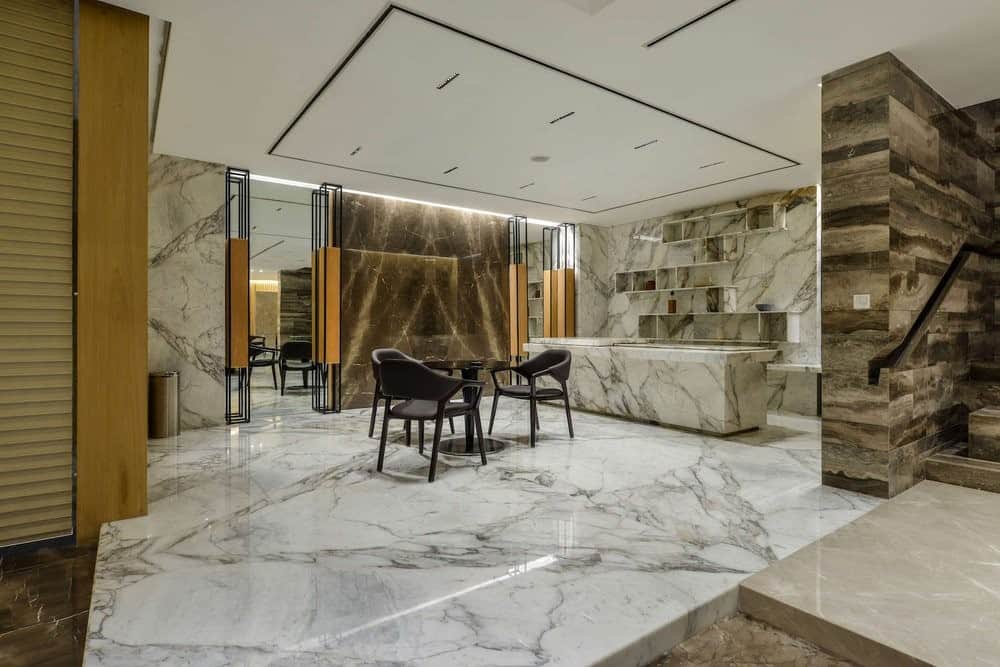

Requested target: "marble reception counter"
[{"left": 525, "top": 338, "right": 777, "bottom": 435}]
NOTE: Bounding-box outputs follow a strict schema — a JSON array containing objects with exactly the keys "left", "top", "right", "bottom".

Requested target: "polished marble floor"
[
  {"left": 741, "top": 480, "right": 1000, "bottom": 667},
  {"left": 85, "top": 404, "right": 878, "bottom": 666}
]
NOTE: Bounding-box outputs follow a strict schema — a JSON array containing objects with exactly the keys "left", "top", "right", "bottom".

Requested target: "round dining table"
[{"left": 423, "top": 358, "right": 510, "bottom": 455}]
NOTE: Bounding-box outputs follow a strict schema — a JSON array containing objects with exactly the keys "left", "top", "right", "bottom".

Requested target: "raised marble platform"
[
  {"left": 526, "top": 338, "right": 777, "bottom": 435},
  {"left": 740, "top": 480, "right": 1000, "bottom": 667},
  {"left": 85, "top": 404, "right": 875, "bottom": 666}
]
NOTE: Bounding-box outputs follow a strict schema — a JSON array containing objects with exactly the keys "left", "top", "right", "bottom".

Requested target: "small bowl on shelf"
[{"left": 754, "top": 303, "right": 776, "bottom": 312}]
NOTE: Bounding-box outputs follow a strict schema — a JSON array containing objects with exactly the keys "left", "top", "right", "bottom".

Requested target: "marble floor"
[
  {"left": 741, "top": 480, "right": 1000, "bottom": 667},
  {"left": 84, "top": 404, "right": 878, "bottom": 666}
]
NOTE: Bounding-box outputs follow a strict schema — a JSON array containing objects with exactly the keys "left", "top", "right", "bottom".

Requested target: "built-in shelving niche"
[
  {"left": 527, "top": 279, "right": 543, "bottom": 338},
  {"left": 618, "top": 202, "right": 797, "bottom": 344}
]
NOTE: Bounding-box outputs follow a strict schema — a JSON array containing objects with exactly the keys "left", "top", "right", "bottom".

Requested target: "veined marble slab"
[
  {"left": 525, "top": 341, "right": 777, "bottom": 435},
  {"left": 85, "top": 405, "right": 877, "bottom": 666}
]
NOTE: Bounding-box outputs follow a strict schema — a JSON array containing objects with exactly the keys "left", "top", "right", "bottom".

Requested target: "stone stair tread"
[{"left": 970, "top": 406, "right": 1000, "bottom": 419}]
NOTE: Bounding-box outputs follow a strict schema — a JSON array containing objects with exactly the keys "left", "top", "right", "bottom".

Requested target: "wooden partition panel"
[
  {"left": 556, "top": 268, "right": 576, "bottom": 337},
  {"left": 542, "top": 269, "right": 554, "bottom": 337},
  {"left": 76, "top": 0, "right": 148, "bottom": 542},
  {"left": 226, "top": 238, "right": 249, "bottom": 368},
  {"left": 508, "top": 263, "right": 528, "bottom": 356},
  {"left": 311, "top": 247, "right": 340, "bottom": 364}
]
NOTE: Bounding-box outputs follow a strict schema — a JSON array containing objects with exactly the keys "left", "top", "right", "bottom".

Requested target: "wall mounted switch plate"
[{"left": 853, "top": 293, "right": 871, "bottom": 310}]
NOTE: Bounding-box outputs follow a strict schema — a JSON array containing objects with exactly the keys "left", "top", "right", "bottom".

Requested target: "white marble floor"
[{"left": 84, "top": 404, "right": 878, "bottom": 666}]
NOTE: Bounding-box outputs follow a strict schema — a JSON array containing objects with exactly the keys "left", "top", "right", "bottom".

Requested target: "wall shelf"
[
  {"left": 660, "top": 203, "right": 788, "bottom": 245},
  {"left": 623, "top": 285, "right": 736, "bottom": 295},
  {"left": 638, "top": 311, "right": 800, "bottom": 344}
]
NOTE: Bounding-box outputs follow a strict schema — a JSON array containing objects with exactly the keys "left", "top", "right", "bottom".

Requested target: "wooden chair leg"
[
  {"left": 377, "top": 399, "right": 391, "bottom": 472},
  {"left": 529, "top": 398, "right": 537, "bottom": 448},
  {"left": 563, "top": 385, "right": 574, "bottom": 438},
  {"left": 488, "top": 391, "right": 500, "bottom": 434},
  {"left": 474, "top": 411, "right": 487, "bottom": 465},
  {"left": 418, "top": 420, "right": 425, "bottom": 454},
  {"left": 429, "top": 414, "right": 444, "bottom": 482},
  {"left": 368, "top": 392, "right": 379, "bottom": 438}
]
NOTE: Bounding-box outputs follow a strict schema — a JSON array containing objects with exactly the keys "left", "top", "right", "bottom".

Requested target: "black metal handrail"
[{"left": 868, "top": 240, "right": 1000, "bottom": 385}]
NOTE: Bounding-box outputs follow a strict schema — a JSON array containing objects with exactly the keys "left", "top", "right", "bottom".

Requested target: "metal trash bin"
[{"left": 149, "top": 371, "right": 180, "bottom": 438}]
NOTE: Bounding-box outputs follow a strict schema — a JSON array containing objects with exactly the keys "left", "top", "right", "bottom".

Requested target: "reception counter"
[{"left": 524, "top": 338, "right": 777, "bottom": 435}]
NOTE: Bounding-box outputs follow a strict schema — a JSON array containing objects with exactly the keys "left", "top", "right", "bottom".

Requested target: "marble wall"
[
  {"left": 340, "top": 194, "right": 508, "bottom": 409},
  {"left": 576, "top": 188, "right": 819, "bottom": 365},
  {"left": 148, "top": 154, "right": 227, "bottom": 428},
  {"left": 821, "top": 53, "right": 1000, "bottom": 497}
]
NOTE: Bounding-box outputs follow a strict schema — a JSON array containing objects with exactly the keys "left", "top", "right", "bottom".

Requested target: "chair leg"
[
  {"left": 270, "top": 364, "right": 277, "bottom": 390},
  {"left": 280, "top": 367, "right": 286, "bottom": 395},
  {"left": 448, "top": 417, "right": 455, "bottom": 434},
  {"left": 563, "top": 385, "right": 574, "bottom": 438},
  {"left": 474, "top": 411, "right": 487, "bottom": 465},
  {"left": 429, "top": 415, "right": 444, "bottom": 483},
  {"left": 488, "top": 391, "right": 500, "bottom": 434},
  {"left": 405, "top": 420, "right": 412, "bottom": 447},
  {"left": 529, "top": 398, "right": 537, "bottom": 448},
  {"left": 418, "top": 420, "right": 425, "bottom": 454},
  {"left": 534, "top": 406, "right": 541, "bottom": 430},
  {"left": 368, "top": 392, "right": 379, "bottom": 438},
  {"left": 377, "top": 400, "right": 391, "bottom": 472},
  {"left": 302, "top": 369, "right": 308, "bottom": 388}
]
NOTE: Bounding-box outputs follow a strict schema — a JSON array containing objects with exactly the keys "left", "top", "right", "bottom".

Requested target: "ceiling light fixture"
[
  {"left": 436, "top": 72, "right": 460, "bottom": 90},
  {"left": 549, "top": 111, "right": 575, "bottom": 124},
  {"left": 644, "top": 0, "right": 742, "bottom": 48},
  {"left": 519, "top": 182, "right": 535, "bottom": 190},
  {"left": 634, "top": 139, "right": 658, "bottom": 150},
  {"left": 530, "top": 155, "right": 550, "bottom": 163},
  {"left": 698, "top": 160, "right": 725, "bottom": 169},
  {"left": 443, "top": 166, "right": 458, "bottom": 174},
  {"left": 581, "top": 195, "right": 597, "bottom": 201},
  {"left": 248, "top": 174, "right": 562, "bottom": 227},
  {"left": 350, "top": 146, "right": 362, "bottom": 156}
]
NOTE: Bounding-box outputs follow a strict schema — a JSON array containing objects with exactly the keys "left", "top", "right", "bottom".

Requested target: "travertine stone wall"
[{"left": 821, "top": 53, "right": 999, "bottom": 497}]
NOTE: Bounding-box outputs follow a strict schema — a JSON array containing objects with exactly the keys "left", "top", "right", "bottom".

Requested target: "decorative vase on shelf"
[{"left": 667, "top": 294, "right": 677, "bottom": 314}]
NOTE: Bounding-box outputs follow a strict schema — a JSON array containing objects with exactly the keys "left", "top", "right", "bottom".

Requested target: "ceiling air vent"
[
  {"left": 350, "top": 146, "right": 362, "bottom": 156},
  {"left": 633, "top": 139, "right": 658, "bottom": 150},
  {"left": 581, "top": 195, "right": 597, "bottom": 201},
  {"left": 699, "top": 160, "right": 725, "bottom": 169},
  {"left": 436, "top": 73, "right": 460, "bottom": 90},
  {"left": 443, "top": 166, "right": 458, "bottom": 174},
  {"left": 549, "top": 111, "right": 575, "bottom": 125}
]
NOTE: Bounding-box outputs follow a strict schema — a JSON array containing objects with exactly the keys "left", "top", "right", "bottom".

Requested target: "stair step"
[
  {"left": 926, "top": 445, "right": 1000, "bottom": 493},
  {"left": 960, "top": 380, "right": 1000, "bottom": 412},
  {"left": 971, "top": 360, "right": 1000, "bottom": 382},
  {"left": 969, "top": 407, "right": 1000, "bottom": 462}
]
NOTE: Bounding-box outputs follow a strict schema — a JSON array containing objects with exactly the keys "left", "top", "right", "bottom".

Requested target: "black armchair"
[
  {"left": 248, "top": 337, "right": 278, "bottom": 389},
  {"left": 278, "top": 340, "right": 315, "bottom": 395},
  {"left": 377, "top": 358, "right": 486, "bottom": 482},
  {"left": 488, "top": 349, "right": 573, "bottom": 447},
  {"left": 369, "top": 348, "right": 454, "bottom": 439}
]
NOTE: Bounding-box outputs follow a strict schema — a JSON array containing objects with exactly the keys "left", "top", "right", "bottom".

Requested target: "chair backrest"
[
  {"left": 250, "top": 335, "right": 265, "bottom": 347},
  {"left": 280, "top": 340, "right": 311, "bottom": 362},
  {"left": 379, "top": 358, "right": 461, "bottom": 403},
  {"left": 370, "top": 348, "right": 416, "bottom": 382},
  {"left": 520, "top": 349, "right": 572, "bottom": 382}
]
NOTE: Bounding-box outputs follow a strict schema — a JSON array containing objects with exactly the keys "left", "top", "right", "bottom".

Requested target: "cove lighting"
[{"left": 248, "top": 173, "right": 562, "bottom": 227}]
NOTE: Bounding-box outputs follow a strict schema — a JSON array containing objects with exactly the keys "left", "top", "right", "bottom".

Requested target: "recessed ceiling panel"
[{"left": 271, "top": 6, "right": 797, "bottom": 215}]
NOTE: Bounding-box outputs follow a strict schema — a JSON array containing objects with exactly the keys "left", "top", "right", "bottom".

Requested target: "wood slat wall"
[
  {"left": 0, "top": 0, "right": 73, "bottom": 547},
  {"left": 75, "top": 0, "right": 148, "bottom": 543}
]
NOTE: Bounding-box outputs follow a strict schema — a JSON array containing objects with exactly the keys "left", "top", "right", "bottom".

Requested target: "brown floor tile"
[{"left": 0, "top": 611, "right": 88, "bottom": 667}]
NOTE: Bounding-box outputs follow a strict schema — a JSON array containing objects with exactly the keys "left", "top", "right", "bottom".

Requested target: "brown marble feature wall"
[
  {"left": 278, "top": 268, "right": 311, "bottom": 344},
  {"left": 821, "top": 53, "right": 999, "bottom": 497},
  {"left": 340, "top": 194, "right": 508, "bottom": 409}
]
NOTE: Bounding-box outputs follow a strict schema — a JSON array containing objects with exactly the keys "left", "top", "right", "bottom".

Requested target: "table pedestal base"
[{"left": 436, "top": 436, "right": 507, "bottom": 456}]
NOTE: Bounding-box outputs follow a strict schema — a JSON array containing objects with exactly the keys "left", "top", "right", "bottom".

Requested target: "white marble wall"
[
  {"left": 148, "top": 154, "right": 226, "bottom": 428},
  {"left": 575, "top": 188, "right": 819, "bottom": 364}
]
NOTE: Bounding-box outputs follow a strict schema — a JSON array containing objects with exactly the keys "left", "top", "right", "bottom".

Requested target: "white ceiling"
[{"left": 112, "top": 0, "right": 1000, "bottom": 225}]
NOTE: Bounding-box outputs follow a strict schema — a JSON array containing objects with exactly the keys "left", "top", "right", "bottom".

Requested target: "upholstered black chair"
[
  {"left": 248, "top": 337, "right": 278, "bottom": 389},
  {"left": 376, "top": 358, "right": 486, "bottom": 482},
  {"left": 488, "top": 349, "right": 573, "bottom": 447},
  {"left": 369, "top": 348, "right": 453, "bottom": 439},
  {"left": 279, "top": 340, "right": 314, "bottom": 395}
]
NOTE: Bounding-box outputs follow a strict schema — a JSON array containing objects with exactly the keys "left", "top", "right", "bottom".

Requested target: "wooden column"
[
  {"left": 76, "top": 0, "right": 149, "bottom": 542},
  {"left": 226, "top": 238, "right": 249, "bottom": 368},
  {"left": 508, "top": 263, "right": 528, "bottom": 356},
  {"left": 555, "top": 268, "right": 576, "bottom": 337}
]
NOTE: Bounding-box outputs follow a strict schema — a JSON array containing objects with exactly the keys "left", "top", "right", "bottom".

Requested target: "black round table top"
[{"left": 423, "top": 358, "right": 509, "bottom": 372}]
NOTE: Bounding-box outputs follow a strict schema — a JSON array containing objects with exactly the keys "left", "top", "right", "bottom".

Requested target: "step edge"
[{"left": 738, "top": 584, "right": 934, "bottom": 667}]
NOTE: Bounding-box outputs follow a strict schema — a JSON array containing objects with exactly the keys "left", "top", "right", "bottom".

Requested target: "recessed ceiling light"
[
  {"left": 817, "top": 82, "right": 823, "bottom": 88},
  {"left": 634, "top": 139, "right": 658, "bottom": 150},
  {"left": 436, "top": 73, "right": 460, "bottom": 90},
  {"left": 350, "top": 146, "right": 361, "bottom": 156},
  {"left": 530, "top": 155, "right": 550, "bottom": 163},
  {"left": 698, "top": 160, "right": 725, "bottom": 169},
  {"left": 275, "top": 207, "right": 283, "bottom": 212},
  {"left": 581, "top": 195, "right": 597, "bottom": 201}
]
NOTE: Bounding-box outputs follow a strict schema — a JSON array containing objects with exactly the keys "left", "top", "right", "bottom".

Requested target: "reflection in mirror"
[{"left": 247, "top": 180, "right": 314, "bottom": 419}]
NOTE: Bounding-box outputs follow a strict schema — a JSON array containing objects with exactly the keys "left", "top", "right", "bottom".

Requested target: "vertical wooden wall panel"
[
  {"left": 312, "top": 247, "right": 340, "bottom": 364},
  {"left": 556, "top": 268, "right": 576, "bottom": 337},
  {"left": 226, "top": 238, "right": 248, "bottom": 368},
  {"left": 76, "top": 0, "right": 148, "bottom": 542},
  {"left": 507, "top": 263, "right": 527, "bottom": 356},
  {"left": 542, "top": 269, "right": 554, "bottom": 337}
]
